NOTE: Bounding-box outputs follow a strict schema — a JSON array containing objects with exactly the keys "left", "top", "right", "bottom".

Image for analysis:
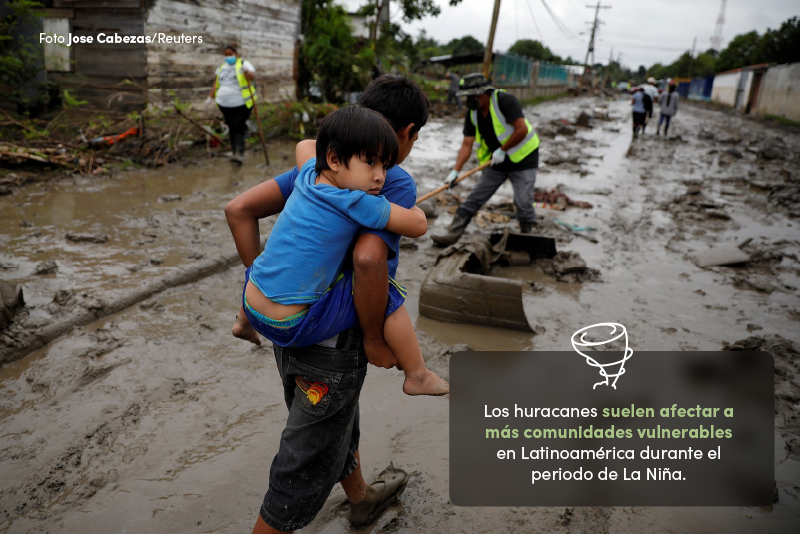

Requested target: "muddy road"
[{"left": 1, "top": 96, "right": 799, "bottom": 533}]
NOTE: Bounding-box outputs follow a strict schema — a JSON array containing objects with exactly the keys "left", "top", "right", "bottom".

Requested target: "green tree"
[
  {"left": 715, "top": 31, "right": 761, "bottom": 71},
  {"left": 693, "top": 52, "right": 716, "bottom": 77},
  {"left": 444, "top": 35, "right": 484, "bottom": 56},
  {"left": 646, "top": 63, "right": 668, "bottom": 80},
  {"left": 507, "top": 39, "right": 560, "bottom": 62},
  {"left": 759, "top": 16, "right": 800, "bottom": 65},
  {"left": 0, "top": 0, "right": 46, "bottom": 111},
  {"left": 361, "top": 0, "right": 463, "bottom": 41},
  {"left": 300, "top": 1, "right": 373, "bottom": 101}
]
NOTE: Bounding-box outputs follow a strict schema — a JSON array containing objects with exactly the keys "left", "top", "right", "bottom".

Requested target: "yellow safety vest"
[
  {"left": 470, "top": 90, "right": 539, "bottom": 164},
  {"left": 215, "top": 58, "right": 256, "bottom": 109}
]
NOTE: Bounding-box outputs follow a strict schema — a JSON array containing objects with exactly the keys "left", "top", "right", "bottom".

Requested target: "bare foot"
[
  {"left": 232, "top": 313, "right": 261, "bottom": 346},
  {"left": 402, "top": 369, "right": 449, "bottom": 396}
]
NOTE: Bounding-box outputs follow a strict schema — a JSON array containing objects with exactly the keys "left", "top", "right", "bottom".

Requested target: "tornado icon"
[{"left": 571, "top": 323, "right": 633, "bottom": 390}]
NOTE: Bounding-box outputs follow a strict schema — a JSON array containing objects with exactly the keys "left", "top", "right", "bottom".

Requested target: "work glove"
[
  {"left": 444, "top": 169, "right": 459, "bottom": 189},
  {"left": 205, "top": 96, "right": 214, "bottom": 109},
  {"left": 491, "top": 148, "right": 507, "bottom": 166}
]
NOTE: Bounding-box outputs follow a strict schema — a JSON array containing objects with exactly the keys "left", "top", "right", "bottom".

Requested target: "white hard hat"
[{"left": 647, "top": 77, "right": 656, "bottom": 84}]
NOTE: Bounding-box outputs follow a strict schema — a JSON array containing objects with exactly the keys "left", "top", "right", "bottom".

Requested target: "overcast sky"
[{"left": 339, "top": 0, "right": 798, "bottom": 69}]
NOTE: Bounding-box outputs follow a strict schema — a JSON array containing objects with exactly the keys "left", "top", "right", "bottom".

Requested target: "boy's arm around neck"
[{"left": 384, "top": 204, "right": 427, "bottom": 238}]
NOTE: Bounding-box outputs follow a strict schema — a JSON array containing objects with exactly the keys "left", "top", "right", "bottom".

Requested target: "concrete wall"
[
  {"left": 44, "top": 1, "right": 300, "bottom": 110},
  {"left": 754, "top": 63, "right": 800, "bottom": 122},
  {"left": 711, "top": 71, "right": 740, "bottom": 107},
  {"left": 504, "top": 84, "right": 568, "bottom": 103},
  {"left": 146, "top": 0, "right": 301, "bottom": 107}
]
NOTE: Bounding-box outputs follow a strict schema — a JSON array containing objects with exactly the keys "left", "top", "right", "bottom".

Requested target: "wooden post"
[
  {"left": 482, "top": 0, "right": 502, "bottom": 78},
  {"left": 247, "top": 79, "right": 270, "bottom": 166}
]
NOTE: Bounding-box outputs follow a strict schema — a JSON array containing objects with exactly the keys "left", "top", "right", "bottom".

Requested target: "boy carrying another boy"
[
  {"left": 236, "top": 105, "right": 447, "bottom": 396},
  {"left": 224, "top": 76, "right": 440, "bottom": 533}
]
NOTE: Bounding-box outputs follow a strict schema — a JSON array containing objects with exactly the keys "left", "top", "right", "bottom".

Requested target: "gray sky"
[{"left": 339, "top": 0, "right": 798, "bottom": 69}]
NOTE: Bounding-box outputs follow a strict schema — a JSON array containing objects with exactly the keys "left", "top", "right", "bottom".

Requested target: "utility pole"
[
  {"left": 483, "top": 0, "right": 502, "bottom": 78},
  {"left": 688, "top": 36, "right": 697, "bottom": 78},
  {"left": 583, "top": 2, "right": 611, "bottom": 86},
  {"left": 710, "top": 0, "right": 726, "bottom": 51},
  {"left": 601, "top": 47, "right": 613, "bottom": 89}
]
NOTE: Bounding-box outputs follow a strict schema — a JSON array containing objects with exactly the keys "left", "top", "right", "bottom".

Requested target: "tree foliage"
[
  {"left": 299, "top": 1, "right": 374, "bottom": 101},
  {"left": 507, "top": 39, "right": 561, "bottom": 62},
  {"left": 0, "top": 0, "right": 47, "bottom": 111},
  {"left": 643, "top": 16, "right": 800, "bottom": 80},
  {"left": 444, "top": 35, "right": 484, "bottom": 56}
]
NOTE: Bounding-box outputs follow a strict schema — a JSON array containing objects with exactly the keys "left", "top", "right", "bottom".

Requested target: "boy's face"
[{"left": 336, "top": 154, "right": 389, "bottom": 195}]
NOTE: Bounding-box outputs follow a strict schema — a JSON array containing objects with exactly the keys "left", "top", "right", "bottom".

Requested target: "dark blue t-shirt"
[{"left": 273, "top": 164, "right": 417, "bottom": 278}]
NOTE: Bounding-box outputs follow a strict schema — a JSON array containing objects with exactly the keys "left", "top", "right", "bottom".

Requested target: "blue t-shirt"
[
  {"left": 273, "top": 162, "right": 417, "bottom": 280},
  {"left": 249, "top": 158, "right": 392, "bottom": 305}
]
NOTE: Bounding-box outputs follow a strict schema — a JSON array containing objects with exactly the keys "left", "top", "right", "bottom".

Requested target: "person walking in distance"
[
  {"left": 445, "top": 70, "right": 462, "bottom": 111},
  {"left": 631, "top": 87, "right": 646, "bottom": 137},
  {"left": 208, "top": 44, "right": 256, "bottom": 164},
  {"left": 658, "top": 83, "right": 679, "bottom": 136},
  {"left": 431, "top": 73, "right": 541, "bottom": 246}
]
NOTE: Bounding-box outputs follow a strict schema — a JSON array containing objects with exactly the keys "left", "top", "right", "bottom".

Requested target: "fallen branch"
[
  {"left": 172, "top": 104, "right": 223, "bottom": 145},
  {"left": 0, "top": 108, "right": 83, "bottom": 151}
]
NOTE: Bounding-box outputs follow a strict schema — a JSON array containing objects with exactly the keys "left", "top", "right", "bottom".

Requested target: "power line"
[
  {"left": 523, "top": 0, "right": 543, "bottom": 41},
  {"left": 604, "top": 40, "right": 690, "bottom": 52},
  {"left": 538, "top": 0, "right": 584, "bottom": 45}
]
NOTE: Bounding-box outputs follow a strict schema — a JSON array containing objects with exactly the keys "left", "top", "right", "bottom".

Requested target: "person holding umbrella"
[
  {"left": 431, "top": 73, "right": 541, "bottom": 246},
  {"left": 207, "top": 44, "right": 256, "bottom": 164}
]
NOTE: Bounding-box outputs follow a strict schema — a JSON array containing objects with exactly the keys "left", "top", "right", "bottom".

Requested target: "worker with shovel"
[{"left": 431, "top": 73, "right": 541, "bottom": 246}]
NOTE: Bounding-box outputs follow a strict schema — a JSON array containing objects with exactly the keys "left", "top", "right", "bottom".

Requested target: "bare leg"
[
  {"left": 251, "top": 516, "right": 289, "bottom": 534},
  {"left": 384, "top": 306, "right": 449, "bottom": 396},
  {"left": 232, "top": 304, "right": 262, "bottom": 346}
]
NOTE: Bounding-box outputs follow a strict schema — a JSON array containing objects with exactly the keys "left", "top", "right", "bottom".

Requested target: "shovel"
[{"left": 416, "top": 162, "right": 491, "bottom": 204}]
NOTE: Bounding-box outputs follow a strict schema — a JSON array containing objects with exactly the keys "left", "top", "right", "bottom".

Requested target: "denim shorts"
[
  {"left": 243, "top": 265, "right": 407, "bottom": 348},
  {"left": 260, "top": 329, "right": 368, "bottom": 532}
]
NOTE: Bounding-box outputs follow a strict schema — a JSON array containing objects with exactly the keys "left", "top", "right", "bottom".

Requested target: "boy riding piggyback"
[{"left": 235, "top": 105, "right": 448, "bottom": 396}]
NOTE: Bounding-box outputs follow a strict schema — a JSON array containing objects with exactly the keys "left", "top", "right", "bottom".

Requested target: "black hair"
[
  {"left": 315, "top": 105, "right": 399, "bottom": 174},
  {"left": 358, "top": 75, "right": 430, "bottom": 136},
  {"left": 224, "top": 44, "right": 238, "bottom": 54}
]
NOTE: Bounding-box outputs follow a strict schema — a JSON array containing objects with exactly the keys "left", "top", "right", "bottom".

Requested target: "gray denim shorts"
[{"left": 260, "top": 328, "right": 368, "bottom": 532}]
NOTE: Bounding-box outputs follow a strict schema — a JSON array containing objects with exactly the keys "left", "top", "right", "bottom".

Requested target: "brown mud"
[{"left": 1, "top": 97, "right": 799, "bottom": 533}]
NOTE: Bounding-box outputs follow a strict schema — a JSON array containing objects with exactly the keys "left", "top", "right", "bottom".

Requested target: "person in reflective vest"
[
  {"left": 207, "top": 44, "right": 256, "bottom": 164},
  {"left": 431, "top": 73, "right": 541, "bottom": 246}
]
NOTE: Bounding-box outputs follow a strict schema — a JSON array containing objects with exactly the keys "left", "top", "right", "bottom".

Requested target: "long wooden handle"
[
  {"left": 247, "top": 79, "right": 270, "bottom": 166},
  {"left": 416, "top": 161, "right": 491, "bottom": 204}
]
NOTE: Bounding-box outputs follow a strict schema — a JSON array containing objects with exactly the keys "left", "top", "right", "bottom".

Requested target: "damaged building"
[{"left": 38, "top": 0, "right": 301, "bottom": 110}]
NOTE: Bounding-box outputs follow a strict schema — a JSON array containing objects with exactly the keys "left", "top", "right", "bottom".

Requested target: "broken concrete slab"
[
  {"left": 419, "top": 231, "right": 556, "bottom": 332},
  {"left": 692, "top": 246, "right": 750, "bottom": 268},
  {"left": 34, "top": 260, "right": 58, "bottom": 275}
]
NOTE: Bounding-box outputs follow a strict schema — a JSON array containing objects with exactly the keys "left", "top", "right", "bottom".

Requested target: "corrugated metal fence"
[
  {"left": 492, "top": 53, "right": 573, "bottom": 101},
  {"left": 493, "top": 53, "right": 571, "bottom": 87},
  {"left": 494, "top": 54, "right": 534, "bottom": 86}
]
